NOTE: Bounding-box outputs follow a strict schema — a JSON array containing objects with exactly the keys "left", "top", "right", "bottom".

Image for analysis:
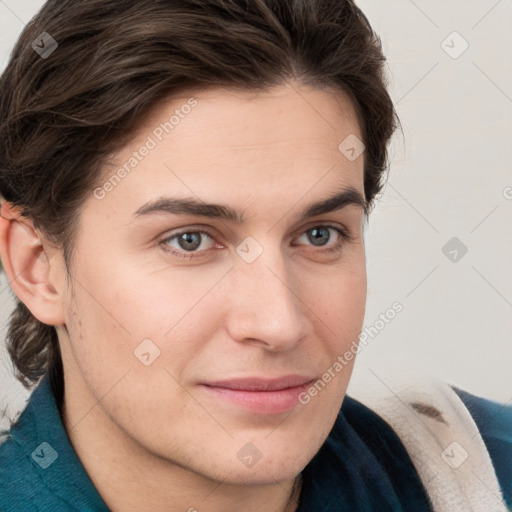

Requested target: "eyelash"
[{"left": 159, "top": 224, "right": 352, "bottom": 260}]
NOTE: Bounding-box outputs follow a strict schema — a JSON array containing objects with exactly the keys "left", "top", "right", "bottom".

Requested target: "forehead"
[
  {"left": 88, "top": 82, "right": 365, "bottom": 223},
  {"left": 108, "top": 82, "right": 362, "bottom": 157}
]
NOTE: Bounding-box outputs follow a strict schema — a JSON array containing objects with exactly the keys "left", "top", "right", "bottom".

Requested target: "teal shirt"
[{"left": 1, "top": 373, "right": 510, "bottom": 511}]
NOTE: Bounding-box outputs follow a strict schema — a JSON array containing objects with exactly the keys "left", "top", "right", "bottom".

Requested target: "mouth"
[{"left": 198, "top": 375, "right": 315, "bottom": 414}]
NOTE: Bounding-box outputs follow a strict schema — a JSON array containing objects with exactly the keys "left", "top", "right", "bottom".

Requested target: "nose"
[{"left": 224, "top": 241, "right": 309, "bottom": 352}]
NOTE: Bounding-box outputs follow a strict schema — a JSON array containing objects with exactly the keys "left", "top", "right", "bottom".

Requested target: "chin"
[
  {"left": 218, "top": 444, "right": 313, "bottom": 486},
  {"left": 217, "top": 463, "right": 303, "bottom": 487}
]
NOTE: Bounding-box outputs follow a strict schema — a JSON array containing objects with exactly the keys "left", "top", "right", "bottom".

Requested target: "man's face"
[{"left": 56, "top": 81, "right": 367, "bottom": 486}]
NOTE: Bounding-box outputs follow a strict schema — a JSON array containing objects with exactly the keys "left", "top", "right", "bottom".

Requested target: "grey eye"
[
  {"left": 306, "top": 226, "right": 331, "bottom": 247},
  {"left": 177, "top": 232, "right": 202, "bottom": 251}
]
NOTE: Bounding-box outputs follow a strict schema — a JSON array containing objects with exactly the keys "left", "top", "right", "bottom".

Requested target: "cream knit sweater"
[{"left": 349, "top": 367, "right": 508, "bottom": 512}]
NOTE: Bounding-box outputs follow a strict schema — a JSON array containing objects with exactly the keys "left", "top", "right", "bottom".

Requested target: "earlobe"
[{"left": 0, "top": 201, "right": 66, "bottom": 326}]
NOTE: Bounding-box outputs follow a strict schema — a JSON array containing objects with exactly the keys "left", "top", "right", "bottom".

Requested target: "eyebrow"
[{"left": 133, "top": 186, "right": 366, "bottom": 224}]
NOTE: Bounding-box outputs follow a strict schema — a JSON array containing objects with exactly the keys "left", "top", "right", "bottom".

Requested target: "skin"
[{"left": 0, "top": 81, "right": 367, "bottom": 512}]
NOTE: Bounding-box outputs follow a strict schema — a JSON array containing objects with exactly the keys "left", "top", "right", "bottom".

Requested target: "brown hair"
[{"left": 0, "top": 0, "right": 399, "bottom": 390}]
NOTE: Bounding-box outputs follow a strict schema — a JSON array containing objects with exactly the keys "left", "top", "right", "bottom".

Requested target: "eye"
[
  {"left": 160, "top": 228, "right": 217, "bottom": 258},
  {"left": 293, "top": 225, "right": 351, "bottom": 254}
]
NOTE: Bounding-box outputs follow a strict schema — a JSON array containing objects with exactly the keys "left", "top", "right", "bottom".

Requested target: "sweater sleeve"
[{"left": 452, "top": 386, "right": 512, "bottom": 509}]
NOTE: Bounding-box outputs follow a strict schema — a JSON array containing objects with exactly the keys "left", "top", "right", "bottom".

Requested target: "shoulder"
[
  {"left": 0, "top": 427, "right": 41, "bottom": 511},
  {"left": 0, "top": 373, "right": 110, "bottom": 511},
  {"left": 452, "top": 386, "right": 512, "bottom": 508},
  {"left": 346, "top": 368, "right": 510, "bottom": 511},
  {"left": 0, "top": 375, "right": 81, "bottom": 511}
]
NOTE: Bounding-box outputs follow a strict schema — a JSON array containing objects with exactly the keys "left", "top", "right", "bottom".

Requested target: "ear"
[{"left": 0, "top": 200, "right": 66, "bottom": 326}]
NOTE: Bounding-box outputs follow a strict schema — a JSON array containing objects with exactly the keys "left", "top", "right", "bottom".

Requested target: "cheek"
[
  {"left": 300, "top": 262, "right": 366, "bottom": 415},
  {"left": 64, "top": 287, "right": 134, "bottom": 390},
  {"left": 306, "top": 258, "right": 366, "bottom": 343},
  {"left": 64, "top": 259, "right": 219, "bottom": 384},
  {"left": 107, "top": 258, "right": 226, "bottom": 335}
]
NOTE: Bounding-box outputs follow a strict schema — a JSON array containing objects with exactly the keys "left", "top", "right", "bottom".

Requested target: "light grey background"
[{"left": 0, "top": 1, "right": 511, "bottom": 426}]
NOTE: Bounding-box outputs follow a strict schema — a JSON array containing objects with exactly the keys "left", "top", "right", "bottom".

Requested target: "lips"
[
  {"left": 199, "top": 375, "right": 315, "bottom": 414},
  {"left": 202, "top": 375, "right": 315, "bottom": 391}
]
